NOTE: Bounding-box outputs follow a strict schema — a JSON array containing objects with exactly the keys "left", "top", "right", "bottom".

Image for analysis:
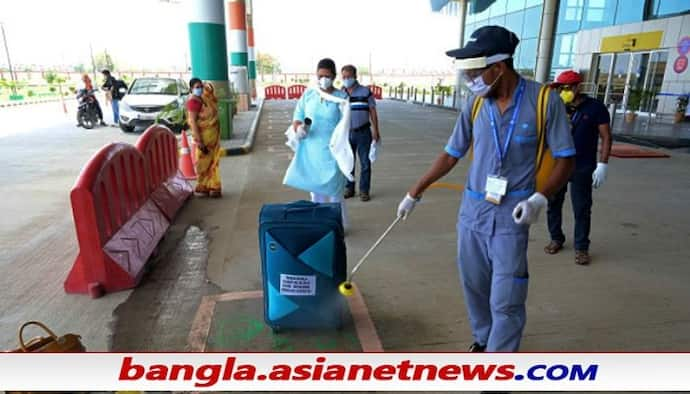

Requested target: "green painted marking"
[
  {"left": 230, "top": 52, "right": 248, "bottom": 66},
  {"left": 248, "top": 61, "right": 257, "bottom": 79},
  {"left": 271, "top": 334, "right": 294, "bottom": 352}
]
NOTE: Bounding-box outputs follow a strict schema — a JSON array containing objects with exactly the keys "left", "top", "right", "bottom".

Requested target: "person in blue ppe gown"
[
  {"left": 397, "top": 26, "right": 576, "bottom": 353},
  {"left": 287, "top": 58, "right": 350, "bottom": 225}
]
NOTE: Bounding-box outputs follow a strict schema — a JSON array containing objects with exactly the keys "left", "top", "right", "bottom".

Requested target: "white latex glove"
[
  {"left": 295, "top": 125, "right": 308, "bottom": 139},
  {"left": 512, "top": 192, "right": 548, "bottom": 225},
  {"left": 397, "top": 194, "right": 419, "bottom": 220},
  {"left": 369, "top": 141, "right": 380, "bottom": 163},
  {"left": 592, "top": 162, "right": 608, "bottom": 189}
]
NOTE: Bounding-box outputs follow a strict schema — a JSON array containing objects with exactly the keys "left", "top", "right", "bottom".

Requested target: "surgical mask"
[
  {"left": 192, "top": 87, "right": 203, "bottom": 97},
  {"left": 319, "top": 77, "right": 333, "bottom": 90},
  {"left": 464, "top": 70, "right": 502, "bottom": 97},
  {"left": 343, "top": 78, "right": 356, "bottom": 88},
  {"left": 560, "top": 90, "right": 575, "bottom": 104}
]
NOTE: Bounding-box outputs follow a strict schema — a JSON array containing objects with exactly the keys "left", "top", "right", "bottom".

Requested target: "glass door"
[
  {"left": 643, "top": 51, "right": 668, "bottom": 115},
  {"left": 592, "top": 53, "right": 613, "bottom": 103},
  {"left": 609, "top": 52, "right": 630, "bottom": 108}
]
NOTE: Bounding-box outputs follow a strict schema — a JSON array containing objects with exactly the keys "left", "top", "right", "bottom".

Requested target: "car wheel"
[{"left": 120, "top": 124, "right": 135, "bottom": 133}]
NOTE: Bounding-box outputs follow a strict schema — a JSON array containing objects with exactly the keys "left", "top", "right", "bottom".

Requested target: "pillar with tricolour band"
[
  {"left": 226, "top": 0, "right": 250, "bottom": 111},
  {"left": 187, "top": 0, "right": 233, "bottom": 139},
  {"left": 246, "top": 0, "right": 257, "bottom": 100}
]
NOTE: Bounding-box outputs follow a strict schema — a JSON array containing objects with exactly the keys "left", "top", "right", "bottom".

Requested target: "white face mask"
[
  {"left": 319, "top": 77, "right": 333, "bottom": 90},
  {"left": 464, "top": 69, "right": 503, "bottom": 97}
]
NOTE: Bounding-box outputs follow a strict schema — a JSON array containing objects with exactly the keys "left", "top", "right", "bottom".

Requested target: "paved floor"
[
  {"left": 1, "top": 98, "right": 690, "bottom": 359},
  {"left": 185, "top": 99, "right": 690, "bottom": 353}
]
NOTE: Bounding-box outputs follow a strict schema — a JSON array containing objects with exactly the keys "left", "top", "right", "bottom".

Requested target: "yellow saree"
[{"left": 193, "top": 83, "right": 222, "bottom": 195}]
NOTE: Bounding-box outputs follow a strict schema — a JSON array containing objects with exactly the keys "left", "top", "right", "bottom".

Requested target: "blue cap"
[{"left": 446, "top": 25, "right": 520, "bottom": 66}]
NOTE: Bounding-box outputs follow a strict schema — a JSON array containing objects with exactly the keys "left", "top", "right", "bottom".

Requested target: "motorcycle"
[{"left": 76, "top": 89, "right": 101, "bottom": 129}]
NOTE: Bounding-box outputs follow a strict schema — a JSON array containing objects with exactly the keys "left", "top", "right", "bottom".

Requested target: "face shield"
[{"left": 455, "top": 53, "right": 511, "bottom": 97}]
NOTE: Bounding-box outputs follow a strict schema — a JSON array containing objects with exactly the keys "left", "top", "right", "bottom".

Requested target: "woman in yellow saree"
[{"left": 187, "top": 78, "right": 222, "bottom": 197}]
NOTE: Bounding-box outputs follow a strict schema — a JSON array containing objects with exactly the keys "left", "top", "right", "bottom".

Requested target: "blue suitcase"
[{"left": 259, "top": 200, "right": 347, "bottom": 331}]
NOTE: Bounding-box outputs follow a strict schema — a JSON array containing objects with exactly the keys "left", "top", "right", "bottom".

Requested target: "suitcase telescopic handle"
[{"left": 283, "top": 200, "right": 319, "bottom": 219}]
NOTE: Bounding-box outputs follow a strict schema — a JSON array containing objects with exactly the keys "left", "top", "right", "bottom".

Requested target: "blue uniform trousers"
[{"left": 457, "top": 225, "right": 529, "bottom": 352}]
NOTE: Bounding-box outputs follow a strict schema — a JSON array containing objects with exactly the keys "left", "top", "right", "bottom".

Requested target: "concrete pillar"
[
  {"left": 226, "top": 0, "right": 250, "bottom": 111},
  {"left": 535, "top": 0, "right": 559, "bottom": 83},
  {"left": 246, "top": 0, "right": 257, "bottom": 100},
  {"left": 454, "top": 0, "right": 468, "bottom": 109},
  {"left": 187, "top": 0, "right": 232, "bottom": 139}
]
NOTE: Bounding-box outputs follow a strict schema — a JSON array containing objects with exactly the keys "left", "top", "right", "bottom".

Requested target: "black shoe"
[
  {"left": 468, "top": 342, "right": 486, "bottom": 352},
  {"left": 344, "top": 188, "right": 355, "bottom": 199},
  {"left": 360, "top": 192, "right": 370, "bottom": 202},
  {"left": 99, "top": 121, "right": 107, "bottom": 126}
]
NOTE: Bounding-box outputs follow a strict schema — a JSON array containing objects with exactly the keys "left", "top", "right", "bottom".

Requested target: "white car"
[{"left": 118, "top": 77, "right": 189, "bottom": 133}]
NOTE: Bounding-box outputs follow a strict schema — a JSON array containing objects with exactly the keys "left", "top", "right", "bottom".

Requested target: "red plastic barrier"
[
  {"left": 264, "top": 85, "right": 286, "bottom": 100},
  {"left": 136, "top": 125, "right": 193, "bottom": 221},
  {"left": 64, "top": 143, "right": 170, "bottom": 297},
  {"left": 368, "top": 85, "right": 383, "bottom": 100},
  {"left": 287, "top": 84, "right": 307, "bottom": 99}
]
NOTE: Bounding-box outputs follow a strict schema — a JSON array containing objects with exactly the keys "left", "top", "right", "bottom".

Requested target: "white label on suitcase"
[{"left": 279, "top": 274, "right": 316, "bottom": 296}]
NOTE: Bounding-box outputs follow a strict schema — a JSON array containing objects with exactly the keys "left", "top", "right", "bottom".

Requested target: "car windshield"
[{"left": 129, "top": 79, "right": 178, "bottom": 95}]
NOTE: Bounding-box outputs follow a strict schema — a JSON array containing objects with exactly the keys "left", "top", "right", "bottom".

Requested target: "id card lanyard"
[{"left": 487, "top": 79, "right": 526, "bottom": 175}]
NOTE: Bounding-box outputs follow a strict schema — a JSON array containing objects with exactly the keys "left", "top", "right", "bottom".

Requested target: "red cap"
[{"left": 554, "top": 70, "right": 583, "bottom": 85}]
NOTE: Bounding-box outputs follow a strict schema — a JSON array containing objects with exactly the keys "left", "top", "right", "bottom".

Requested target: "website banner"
[{"left": 0, "top": 353, "right": 688, "bottom": 391}]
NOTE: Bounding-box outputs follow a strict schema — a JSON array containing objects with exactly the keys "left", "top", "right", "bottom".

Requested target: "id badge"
[{"left": 485, "top": 175, "right": 508, "bottom": 205}]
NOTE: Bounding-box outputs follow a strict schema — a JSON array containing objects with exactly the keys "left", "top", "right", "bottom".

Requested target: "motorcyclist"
[{"left": 77, "top": 74, "right": 106, "bottom": 126}]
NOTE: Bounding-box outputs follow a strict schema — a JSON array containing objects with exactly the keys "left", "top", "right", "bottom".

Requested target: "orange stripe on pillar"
[
  {"left": 228, "top": 0, "right": 246, "bottom": 30},
  {"left": 247, "top": 26, "right": 254, "bottom": 47}
]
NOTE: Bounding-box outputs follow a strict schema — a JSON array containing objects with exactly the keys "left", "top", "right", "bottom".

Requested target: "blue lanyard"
[{"left": 488, "top": 79, "right": 525, "bottom": 168}]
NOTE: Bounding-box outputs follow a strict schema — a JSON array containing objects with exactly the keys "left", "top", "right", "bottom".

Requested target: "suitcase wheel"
[{"left": 271, "top": 325, "right": 283, "bottom": 334}]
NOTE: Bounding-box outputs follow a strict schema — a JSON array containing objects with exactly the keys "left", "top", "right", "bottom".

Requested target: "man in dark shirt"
[
  {"left": 101, "top": 69, "right": 126, "bottom": 125},
  {"left": 545, "top": 70, "right": 612, "bottom": 265}
]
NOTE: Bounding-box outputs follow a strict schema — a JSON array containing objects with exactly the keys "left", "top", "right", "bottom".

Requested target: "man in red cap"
[{"left": 545, "top": 70, "right": 612, "bottom": 265}]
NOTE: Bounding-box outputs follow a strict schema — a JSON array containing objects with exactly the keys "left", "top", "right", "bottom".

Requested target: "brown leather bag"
[{"left": 7, "top": 321, "right": 86, "bottom": 353}]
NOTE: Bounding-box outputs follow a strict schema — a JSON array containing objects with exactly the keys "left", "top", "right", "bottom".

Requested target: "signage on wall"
[
  {"left": 678, "top": 36, "right": 690, "bottom": 56},
  {"left": 674, "top": 56, "right": 688, "bottom": 74},
  {"left": 600, "top": 31, "right": 663, "bottom": 53},
  {"left": 673, "top": 36, "right": 690, "bottom": 74}
]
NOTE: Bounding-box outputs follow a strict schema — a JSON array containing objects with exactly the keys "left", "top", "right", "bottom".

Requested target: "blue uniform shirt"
[
  {"left": 343, "top": 83, "right": 376, "bottom": 130},
  {"left": 445, "top": 78, "right": 575, "bottom": 235},
  {"left": 569, "top": 95, "right": 609, "bottom": 169}
]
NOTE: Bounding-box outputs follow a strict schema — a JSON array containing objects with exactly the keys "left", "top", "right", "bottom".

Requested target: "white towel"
[{"left": 313, "top": 88, "right": 354, "bottom": 182}]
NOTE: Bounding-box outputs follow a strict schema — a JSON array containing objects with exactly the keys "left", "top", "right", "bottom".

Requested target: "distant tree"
[
  {"left": 43, "top": 71, "right": 67, "bottom": 86},
  {"left": 73, "top": 64, "right": 86, "bottom": 73},
  {"left": 94, "top": 51, "right": 116, "bottom": 72},
  {"left": 256, "top": 52, "right": 281, "bottom": 81}
]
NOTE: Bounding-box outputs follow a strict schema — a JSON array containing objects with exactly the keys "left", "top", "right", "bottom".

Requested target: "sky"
[{"left": 0, "top": 0, "right": 460, "bottom": 73}]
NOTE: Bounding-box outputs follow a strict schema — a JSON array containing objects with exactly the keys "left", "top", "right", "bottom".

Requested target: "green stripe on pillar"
[
  {"left": 248, "top": 61, "right": 257, "bottom": 79},
  {"left": 188, "top": 23, "right": 229, "bottom": 81},
  {"left": 230, "top": 52, "right": 248, "bottom": 66}
]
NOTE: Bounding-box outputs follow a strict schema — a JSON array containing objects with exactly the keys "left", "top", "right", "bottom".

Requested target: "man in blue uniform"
[
  {"left": 341, "top": 65, "right": 381, "bottom": 202},
  {"left": 397, "top": 26, "right": 575, "bottom": 352},
  {"left": 544, "top": 70, "right": 612, "bottom": 265}
]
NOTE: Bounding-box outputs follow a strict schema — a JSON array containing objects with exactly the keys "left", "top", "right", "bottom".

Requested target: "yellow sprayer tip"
[{"left": 338, "top": 281, "right": 354, "bottom": 297}]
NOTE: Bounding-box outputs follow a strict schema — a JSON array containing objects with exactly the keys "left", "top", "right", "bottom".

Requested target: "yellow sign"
[{"left": 600, "top": 31, "right": 663, "bottom": 53}]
